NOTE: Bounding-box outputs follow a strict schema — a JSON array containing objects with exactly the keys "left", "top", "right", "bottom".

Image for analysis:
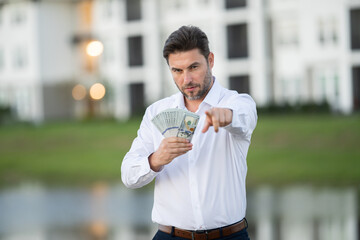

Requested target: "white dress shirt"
[{"left": 121, "top": 79, "right": 257, "bottom": 231}]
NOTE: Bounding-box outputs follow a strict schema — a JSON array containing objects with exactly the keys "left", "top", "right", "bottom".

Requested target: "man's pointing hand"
[{"left": 202, "top": 108, "right": 233, "bottom": 133}]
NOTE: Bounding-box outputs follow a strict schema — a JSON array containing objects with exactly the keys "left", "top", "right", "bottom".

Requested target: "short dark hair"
[{"left": 163, "top": 25, "right": 210, "bottom": 63}]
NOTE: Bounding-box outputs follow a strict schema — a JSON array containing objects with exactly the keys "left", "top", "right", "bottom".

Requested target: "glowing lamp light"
[
  {"left": 90, "top": 221, "right": 107, "bottom": 239},
  {"left": 86, "top": 40, "right": 104, "bottom": 57},
  {"left": 72, "top": 84, "right": 87, "bottom": 100},
  {"left": 89, "top": 83, "right": 106, "bottom": 100}
]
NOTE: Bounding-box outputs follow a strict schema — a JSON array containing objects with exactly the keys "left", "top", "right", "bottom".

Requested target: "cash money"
[{"left": 151, "top": 108, "right": 200, "bottom": 141}]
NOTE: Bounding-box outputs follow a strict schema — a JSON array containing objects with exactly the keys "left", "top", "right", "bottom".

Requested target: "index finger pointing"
[
  {"left": 205, "top": 110, "right": 212, "bottom": 119},
  {"left": 202, "top": 120, "right": 211, "bottom": 133}
]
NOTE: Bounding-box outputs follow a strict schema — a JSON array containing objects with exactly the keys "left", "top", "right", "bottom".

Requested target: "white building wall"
[
  {"left": 37, "top": 2, "right": 75, "bottom": 83},
  {"left": 345, "top": 0, "right": 360, "bottom": 113},
  {"left": 142, "top": 0, "right": 163, "bottom": 104},
  {"left": 91, "top": 0, "right": 163, "bottom": 120},
  {"left": 158, "top": 0, "right": 264, "bottom": 103},
  {"left": 0, "top": 1, "right": 78, "bottom": 123},
  {"left": 1, "top": 0, "right": 359, "bottom": 122},
  {"left": 248, "top": 0, "right": 269, "bottom": 105},
  {"left": 91, "top": 0, "right": 129, "bottom": 119},
  {"left": 159, "top": 0, "right": 223, "bottom": 95},
  {"left": 0, "top": 1, "right": 43, "bottom": 123},
  {"left": 268, "top": 0, "right": 357, "bottom": 113}
]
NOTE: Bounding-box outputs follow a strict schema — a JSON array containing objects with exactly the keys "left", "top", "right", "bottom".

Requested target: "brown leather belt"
[{"left": 158, "top": 218, "right": 247, "bottom": 240}]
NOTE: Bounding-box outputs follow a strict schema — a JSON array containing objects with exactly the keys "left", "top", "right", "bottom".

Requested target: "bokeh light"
[
  {"left": 72, "top": 84, "right": 87, "bottom": 100},
  {"left": 89, "top": 83, "right": 106, "bottom": 100},
  {"left": 89, "top": 221, "right": 108, "bottom": 239},
  {"left": 86, "top": 40, "right": 104, "bottom": 57}
]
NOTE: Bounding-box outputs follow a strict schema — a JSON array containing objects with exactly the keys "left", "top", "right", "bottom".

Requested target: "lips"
[{"left": 184, "top": 85, "right": 198, "bottom": 91}]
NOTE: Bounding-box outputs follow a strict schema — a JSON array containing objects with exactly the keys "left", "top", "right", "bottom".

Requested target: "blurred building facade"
[
  {"left": 0, "top": 0, "right": 360, "bottom": 123},
  {"left": 268, "top": 0, "right": 360, "bottom": 114},
  {"left": 0, "top": 1, "right": 74, "bottom": 122}
]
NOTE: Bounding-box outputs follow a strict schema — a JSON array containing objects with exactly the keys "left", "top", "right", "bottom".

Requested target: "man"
[{"left": 121, "top": 25, "right": 257, "bottom": 240}]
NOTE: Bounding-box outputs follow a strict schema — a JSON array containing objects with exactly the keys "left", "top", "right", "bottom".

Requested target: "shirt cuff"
[
  {"left": 223, "top": 108, "right": 252, "bottom": 138},
  {"left": 143, "top": 156, "right": 162, "bottom": 176}
]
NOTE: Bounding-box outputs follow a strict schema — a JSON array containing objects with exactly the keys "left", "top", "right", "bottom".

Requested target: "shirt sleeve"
[
  {"left": 222, "top": 93, "right": 258, "bottom": 139},
  {"left": 121, "top": 107, "right": 160, "bottom": 189}
]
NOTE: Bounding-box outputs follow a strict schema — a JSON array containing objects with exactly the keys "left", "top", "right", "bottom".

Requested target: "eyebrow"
[
  {"left": 171, "top": 62, "right": 201, "bottom": 72},
  {"left": 188, "top": 62, "right": 200, "bottom": 68}
]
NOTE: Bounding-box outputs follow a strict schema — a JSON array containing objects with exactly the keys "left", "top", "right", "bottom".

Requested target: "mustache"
[{"left": 183, "top": 84, "right": 200, "bottom": 89}]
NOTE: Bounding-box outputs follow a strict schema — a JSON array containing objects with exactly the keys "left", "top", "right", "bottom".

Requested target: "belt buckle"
[{"left": 191, "top": 230, "right": 208, "bottom": 240}]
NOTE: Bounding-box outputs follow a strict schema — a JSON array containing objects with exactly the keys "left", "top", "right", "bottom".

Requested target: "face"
[{"left": 168, "top": 49, "right": 214, "bottom": 101}]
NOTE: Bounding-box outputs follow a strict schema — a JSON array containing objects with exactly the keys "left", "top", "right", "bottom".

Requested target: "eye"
[
  {"left": 172, "top": 68, "right": 182, "bottom": 73},
  {"left": 190, "top": 65, "right": 198, "bottom": 70}
]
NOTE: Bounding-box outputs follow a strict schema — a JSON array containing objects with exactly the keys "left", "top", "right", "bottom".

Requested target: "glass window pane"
[
  {"left": 128, "top": 36, "right": 143, "bottom": 66},
  {"left": 350, "top": 9, "right": 360, "bottom": 50},
  {"left": 126, "top": 0, "right": 141, "bottom": 21},
  {"left": 226, "top": 23, "right": 248, "bottom": 59},
  {"left": 229, "top": 75, "right": 250, "bottom": 94},
  {"left": 129, "top": 83, "right": 145, "bottom": 116},
  {"left": 225, "top": 0, "right": 246, "bottom": 9}
]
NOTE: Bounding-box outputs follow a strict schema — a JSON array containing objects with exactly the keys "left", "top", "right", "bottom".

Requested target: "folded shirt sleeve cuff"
[
  {"left": 222, "top": 97, "right": 257, "bottom": 137},
  {"left": 123, "top": 156, "right": 161, "bottom": 189}
]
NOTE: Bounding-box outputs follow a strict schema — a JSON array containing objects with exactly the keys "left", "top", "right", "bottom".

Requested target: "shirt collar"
[
  {"left": 170, "top": 77, "right": 222, "bottom": 109},
  {"left": 202, "top": 77, "right": 222, "bottom": 107},
  {"left": 171, "top": 92, "right": 186, "bottom": 109}
]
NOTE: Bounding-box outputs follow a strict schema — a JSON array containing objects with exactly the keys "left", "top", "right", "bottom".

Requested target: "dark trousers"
[{"left": 152, "top": 228, "right": 250, "bottom": 240}]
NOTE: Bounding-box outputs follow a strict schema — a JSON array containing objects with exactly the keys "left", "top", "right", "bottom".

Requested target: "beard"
[{"left": 176, "top": 68, "right": 213, "bottom": 101}]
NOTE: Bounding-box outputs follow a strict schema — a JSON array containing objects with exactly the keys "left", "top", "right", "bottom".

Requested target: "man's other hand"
[{"left": 149, "top": 137, "right": 192, "bottom": 172}]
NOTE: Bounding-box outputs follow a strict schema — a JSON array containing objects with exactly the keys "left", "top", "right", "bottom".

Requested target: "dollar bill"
[
  {"left": 177, "top": 113, "right": 199, "bottom": 141},
  {"left": 151, "top": 108, "right": 200, "bottom": 141}
]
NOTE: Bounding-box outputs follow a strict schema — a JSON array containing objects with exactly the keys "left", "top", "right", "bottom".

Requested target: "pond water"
[{"left": 0, "top": 183, "right": 358, "bottom": 240}]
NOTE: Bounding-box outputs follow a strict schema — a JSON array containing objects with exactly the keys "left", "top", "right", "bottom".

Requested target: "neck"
[
  {"left": 184, "top": 77, "right": 214, "bottom": 113},
  {"left": 184, "top": 98, "right": 202, "bottom": 113}
]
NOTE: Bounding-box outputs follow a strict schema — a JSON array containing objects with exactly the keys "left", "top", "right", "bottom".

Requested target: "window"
[
  {"left": 318, "top": 20, "right": 325, "bottom": 44},
  {"left": 199, "top": 0, "right": 210, "bottom": 5},
  {"left": 318, "top": 17, "right": 338, "bottom": 46},
  {"left": 0, "top": 48, "right": 4, "bottom": 70},
  {"left": 226, "top": 23, "right": 248, "bottom": 59},
  {"left": 229, "top": 75, "right": 250, "bottom": 94},
  {"left": 173, "top": 0, "right": 184, "bottom": 9},
  {"left": 129, "top": 82, "right": 145, "bottom": 116},
  {"left": 103, "top": 0, "right": 113, "bottom": 19},
  {"left": 278, "top": 23, "right": 299, "bottom": 47},
  {"left": 13, "top": 47, "right": 27, "bottom": 69},
  {"left": 126, "top": 0, "right": 141, "bottom": 21},
  {"left": 128, "top": 36, "right": 143, "bottom": 66},
  {"left": 15, "top": 88, "right": 31, "bottom": 120},
  {"left": 225, "top": 0, "right": 246, "bottom": 9},
  {"left": 11, "top": 7, "right": 26, "bottom": 25},
  {"left": 0, "top": 5, "right": 3, "bottom": 26},
  {"left": 350, "top": 9, "right": 360, "bottom": 50},
  {"left": 353, "top": 66, "right": 360, "bottom": 110}
]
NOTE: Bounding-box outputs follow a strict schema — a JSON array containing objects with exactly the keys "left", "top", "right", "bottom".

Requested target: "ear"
[{"left": 207, "top": 52, "right": 214, "bottom": 69}]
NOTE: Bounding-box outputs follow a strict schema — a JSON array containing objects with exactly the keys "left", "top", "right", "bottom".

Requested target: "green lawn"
[
  {"left": 0, "top": 114, "right": 359, "bottom": 187},
  {"left": 247, "top": 114, "right": 360, "bottom": 187}
]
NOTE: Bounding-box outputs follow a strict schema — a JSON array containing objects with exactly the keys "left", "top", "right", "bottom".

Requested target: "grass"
[
  {"left": 0, "top": 119, "right": 140, "bottom": 187},
  {"left": 0, "top": 114, "right": 360, "bottom": 188},
  {"left": 247, "top": 114, "right": 360, "bottom": 187}
]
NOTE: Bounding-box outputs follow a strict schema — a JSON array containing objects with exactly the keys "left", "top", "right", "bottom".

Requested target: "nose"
[{"left": 183, "top": 71, "right": 192, "bottom": 84}]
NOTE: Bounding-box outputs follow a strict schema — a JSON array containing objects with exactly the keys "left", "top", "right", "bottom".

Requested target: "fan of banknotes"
[{"left": 151, "top": 108, "right": 200, "bottom": 141}]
